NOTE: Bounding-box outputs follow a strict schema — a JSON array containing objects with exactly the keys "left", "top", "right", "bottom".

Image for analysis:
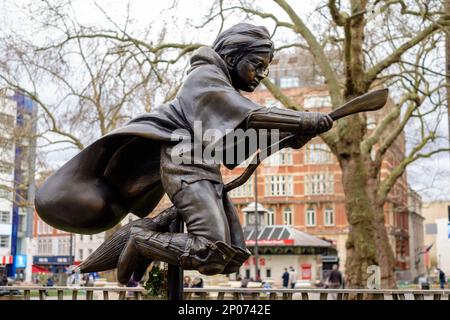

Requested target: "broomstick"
[{"left": 76, "top": 88, "right": 389, "bottom": 275}]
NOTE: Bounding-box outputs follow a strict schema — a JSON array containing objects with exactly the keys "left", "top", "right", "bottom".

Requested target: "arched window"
[
  {"left": 283, "top": 207, "right": 293, "bottom": 226},
  {"left": 306, "top": 207, "right": 316, "bottom": 226},
  {"left": 266, "top": 207, "right": 275, "bottom": 226},
  {"left": 324, "top": 207, "right": 335, "bottom": 226}
]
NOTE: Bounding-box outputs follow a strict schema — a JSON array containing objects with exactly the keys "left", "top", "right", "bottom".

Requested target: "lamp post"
[
  {"left": 254, "top": 170, "right": 259, "bottom": 280},
  {"left": 69, "top": 233, "right": 73, "bottom": 265}
]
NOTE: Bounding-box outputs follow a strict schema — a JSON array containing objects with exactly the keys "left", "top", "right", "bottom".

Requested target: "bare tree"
[{"left": 199, "top": 0, "right": 450, "bottom": 288}]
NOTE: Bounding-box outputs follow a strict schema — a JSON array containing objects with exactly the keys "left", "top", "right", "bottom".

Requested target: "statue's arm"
[{"left": 245, "top": 107, "right": 332, "bottom": 136}]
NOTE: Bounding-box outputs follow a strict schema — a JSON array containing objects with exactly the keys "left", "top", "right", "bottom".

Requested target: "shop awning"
[
  {"left": 244, "top": 225, "right": 333, "bottom": 247},
  {"left": 32, "top": 265, "right": 51, "bottom": 274},
  {"left": 0, "top": 256, "right": 13, "bottom": 265},
  {"left": 244, "top": 225, "right": 338, "bottom": 255}
]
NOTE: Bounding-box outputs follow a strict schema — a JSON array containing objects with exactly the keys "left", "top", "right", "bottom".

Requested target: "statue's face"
[{"left": 231, "top": 52, "right": 271, "bottom": 92}]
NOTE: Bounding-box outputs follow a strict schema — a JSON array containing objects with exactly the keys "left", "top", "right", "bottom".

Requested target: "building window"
[
  {"left": 304, "top": 144, "right": 332, "bottom": 164},
  {"left": 89, "top": 235, "right": 93, "bottom": 241},
  {"left": 79, "top": 249, "right": 83, "bottom": 260},
  {"left": 324, "top": 208, "right": 335, "bottom": 226},
  {"left": 0, "top": 211, "right": 10, "bottom": 224},
  {"left": 0, "top": 186, "right": 11, "bottom": 200},
  {"left": 265, "top": 175, "right": 293, "bottom": 196},
  {"left": 229, "top": 177, "right": 253, "bottom": 198},
  {"left": 47, "top": 239, "right": 53, "bottom": 255},
  {"left": 264, "top": 98, "right": 283, "bottom": 108},
  {"left": 280, "top": 77, "right": 299, "bottom": 88},
  {"left": 266, "top": 269, "right": 272, "bottom": 278},
  {"left": 80, "top": 235, "right": 83, "bottom": 241},
  {"left": 306, "top": 207, "right": 316, "bottom": 226},
  {"left": 304, "top": 173, "right": 334, "bottom": 195},
  {"left": 38, "top": 239, "right": 43, "bottom": 254},
  {"left": 0, "top": 112, "right": 14, "bottom": 126},
  {"left": 57, "top": 238, "right": 70, "bottom": 255},
  {"left": 304, "top": 95, "right": 331, "bottom": 109},
  {"left": 366, "top": 115, "right": 376, "bottom": 129},
  {"left": 245, "top": 269, "right": 251, "bottom": 279},
  {"left": 0, "top": 161, "right": 13, "bottom": 175},
  {"left": 0, "top": 235, "right": 9, "bottom": 248},
  {"left": 283, "top": 207, "right": 293, "bottom": 226},
  {"left": 265, "top": 149, "right": 293, "bottom": 166},
  {"left": 39, "top": 238, "right": 52, "bottom": 255},
  {"left": 266, "top": 207, "right": 275, "bottom": 226}
]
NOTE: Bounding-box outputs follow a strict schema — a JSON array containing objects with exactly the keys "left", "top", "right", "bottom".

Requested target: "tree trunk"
[
  {"left": 339, "top": 154, "right": 378, "bottom": 288},
  {"left": 372, "top": 201, "right": 397, "bottom": 288}
]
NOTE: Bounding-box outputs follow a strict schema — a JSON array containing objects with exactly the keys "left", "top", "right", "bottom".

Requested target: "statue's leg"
[
  {"left": 116, "top": 180, "right": 237, "bottom": 283},
  {"left": 220, "top": 192, "right": 251, "bottom": 274}
]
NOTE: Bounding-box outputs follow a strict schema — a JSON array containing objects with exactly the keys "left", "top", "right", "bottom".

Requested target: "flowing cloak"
[{"left": 35, "top": 47, "right": 265, "bottom": 234}]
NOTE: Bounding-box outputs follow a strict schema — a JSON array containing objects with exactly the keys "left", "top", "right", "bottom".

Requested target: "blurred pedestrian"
[
  {"left": 191, "top": 277, "right": 204, "bottom": 288},
  {"left": 327, "top": 264, "right": 343, "bottom": 289},
  {"left": 241, "top": 277, "right": 250, "bottom": 288},
  {"left": 282, "top": 268, "right": 289, "bottom": 289},
  {"left": 289, "top": 266, "right": 297, "bottom": 289},
  {"left": 46, "top": 277, "right": 54, "bottom": 287},
  {"left": 326, "top": 264, "right": 343, "bottom": 300},
  {"left": 183, "top": 275, "right": 192, "bottom": 288},
  {"left": 438, "top": 268, "right": 446, "bottom": 289},
  {"left": 0, "top": 274, "right": 8, "bottom": 286}
]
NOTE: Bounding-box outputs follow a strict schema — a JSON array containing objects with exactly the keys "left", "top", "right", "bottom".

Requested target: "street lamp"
[
  {"left": 254, "top": 171, "right": 258, "bottom": 280},
  {"left": 242, "top": 197, "right": 267, "bottom": 281}
]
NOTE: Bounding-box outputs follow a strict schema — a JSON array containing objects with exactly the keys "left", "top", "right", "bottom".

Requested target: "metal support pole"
[
  {"left": 254, "top": 170, "right": 259, "bottom": 280},
  {"left": 69, "top": 233, "right": 74, "bottom": 265},
  {"left": 167, "top": 217, "right": 184, "bottom": 300}
]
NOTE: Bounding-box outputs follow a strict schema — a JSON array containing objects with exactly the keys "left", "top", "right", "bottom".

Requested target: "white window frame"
[
  {"left": 229, "top": 177, "right": 253, "bottom": 198},
  {"left": 304, "top": 144, "right": 332, "bottom": 164},
  {"left": 304, "top": 173, "right": 334, "bottom": 195},
  {"left": 265, "top": 175, "right": 293, "bottom": 196},
  {"left": 283, "top": 207, "right": 293, "bottom": 226},
  {"left": 265, "top": 149, "right": 293, "bottom": 166},
  {"left": 0, "top": 187, "right": 11, "bottom": 200},
  {"left": 0, "top": 235, "right": 9, "bottom": 248},
  {"left": 0, "top": 211, "right": 10, "bottom": 224},
  {"left": 324, "top": 207, "right": 335, "bottom": 226},
  {"left": 266, "top": 207, "right": 275, "bottom": 226},
  {"left": 280, "top": 76, "right": 300, "bottom": 88},
  {"left": 306, "top": 207, "right": 316, "bottom": 226},
  {"left": 303, "top": 95, "right": 332, "bottom": 109}
]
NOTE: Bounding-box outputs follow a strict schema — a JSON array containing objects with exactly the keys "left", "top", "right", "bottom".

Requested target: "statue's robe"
[{"left": 35, "top": 47, "right": 265, "bottom": 234}]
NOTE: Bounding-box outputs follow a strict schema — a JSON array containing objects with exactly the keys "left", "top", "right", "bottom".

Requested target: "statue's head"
[{"left": 212, "top": 23, "right": 274, "bottom": 92}]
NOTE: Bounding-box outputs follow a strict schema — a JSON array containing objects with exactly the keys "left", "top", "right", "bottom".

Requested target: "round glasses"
[{"left": 244, "top": 58, "right": 270, "bottom": 78}]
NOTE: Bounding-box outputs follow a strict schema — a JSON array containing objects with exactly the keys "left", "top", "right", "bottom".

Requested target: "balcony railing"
[{"left": 1, "top": 286, "right": 450, "bottom": 300}]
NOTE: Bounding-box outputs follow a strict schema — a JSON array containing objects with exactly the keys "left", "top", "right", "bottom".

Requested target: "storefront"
[
  {"left": 242, "top": 225, "right": 337, "bottom": 286},
  {"left": 33, "top": 255, "right": 72, "bottom": 273},
  {"left": 0, "top": 256, "right": 12, "bottom": 278}
]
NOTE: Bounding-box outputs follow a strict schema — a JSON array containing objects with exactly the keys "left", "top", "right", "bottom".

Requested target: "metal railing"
[
  {"left": 183, "top": 288, "right": 450, "bottom": 300},
  {"left": 0, "top": 286, "right": 146, "bottom": 300},
  {"left": 1, "top": 286, "right": 449, "bottom": 300}
]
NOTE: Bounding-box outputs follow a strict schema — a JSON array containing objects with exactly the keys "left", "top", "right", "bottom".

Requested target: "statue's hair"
[{"left": 212, "top": 23, "right": 274, "bottom": 61}]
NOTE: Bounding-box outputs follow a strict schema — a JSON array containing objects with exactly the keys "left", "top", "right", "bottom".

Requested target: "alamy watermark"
[{"left": 170, "top": 121, "right": 281, "bottom": 166}]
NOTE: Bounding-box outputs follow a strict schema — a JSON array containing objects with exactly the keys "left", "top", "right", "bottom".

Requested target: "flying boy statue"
[{"left": 35, "top": 23, "right": 336, "bottom": 283}]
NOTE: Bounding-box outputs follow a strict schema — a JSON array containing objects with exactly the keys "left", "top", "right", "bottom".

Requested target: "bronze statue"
[{"left": 35, "top": 23, "right": 385, "bottom": 284}]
